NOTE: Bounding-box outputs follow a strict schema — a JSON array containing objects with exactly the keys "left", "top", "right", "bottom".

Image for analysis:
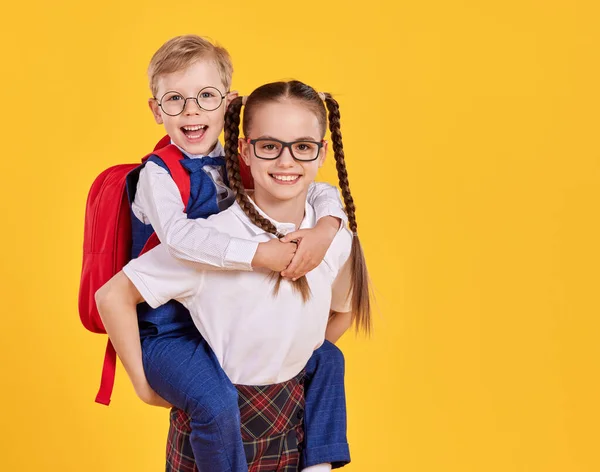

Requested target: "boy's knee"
[
  {"left": 306, "top": 341, "right": 345, "bottom": 378},
  {"left": 187, "top": 383, "right": 239, "bottom": 425},
  {"left": 318, "top": 340, "right": 345, "bottom": 369}
]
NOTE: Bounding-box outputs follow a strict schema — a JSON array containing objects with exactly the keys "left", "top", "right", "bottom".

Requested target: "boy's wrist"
[
  {"left": 315, "top": 216, "right": 341, "bottom": 239},
  {"left": 251, "top": 243, "right": 266, "bottom": 269}
]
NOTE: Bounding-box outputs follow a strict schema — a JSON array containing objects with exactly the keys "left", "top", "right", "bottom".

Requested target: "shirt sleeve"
[
  {"left": 306, "top": 182, "right": 348, "bottom": 228},
  {"left": 123, "top": 244, "right": 202, "bottom": 309},
  {"left": 133, "top": 161, "right": 258, "bottom": 270}
]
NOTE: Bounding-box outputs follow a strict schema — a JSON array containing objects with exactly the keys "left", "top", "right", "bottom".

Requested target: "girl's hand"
[
  {"left": 280, "top": 216, "right": 340, "bottom": 280},
  {"left": 135, "top": 382, "right": 173, "bottom": 409}
]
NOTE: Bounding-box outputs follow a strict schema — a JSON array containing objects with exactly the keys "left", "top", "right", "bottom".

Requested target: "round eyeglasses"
[
  {"left": 246, "top": 138, "right": 325, "bottom": 162},
  {"left": 155, "top": 87, "right": 227, "bottom": 116}
]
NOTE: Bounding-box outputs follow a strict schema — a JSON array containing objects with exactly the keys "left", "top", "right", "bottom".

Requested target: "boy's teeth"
[
  {"left": 272, "top": 174, "right": 299, "bottom": 182},
  {"left": 183, "top": 125, "right": 206, "bottom": 131}
]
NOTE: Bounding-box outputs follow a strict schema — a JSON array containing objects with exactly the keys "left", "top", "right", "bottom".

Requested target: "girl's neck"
[{"left": 252, "top": 188, "right": 308, "bottom": 228}]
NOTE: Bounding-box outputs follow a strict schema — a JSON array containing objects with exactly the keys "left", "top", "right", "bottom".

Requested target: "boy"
[{"left": 108, "top": 35, "right": 350, "bottom": 471}]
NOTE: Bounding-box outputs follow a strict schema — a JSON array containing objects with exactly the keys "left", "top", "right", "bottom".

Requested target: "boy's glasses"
[
  {"left": 155, "top": 87, "right": 227, "bottom": 116},
  {"left": 246, "top": 138, "right": 325, "bottom": 162}
]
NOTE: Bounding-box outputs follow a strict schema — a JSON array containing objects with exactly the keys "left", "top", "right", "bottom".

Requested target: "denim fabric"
[{"left": 301, "top": 341, "right": 351, "bottom": 469}]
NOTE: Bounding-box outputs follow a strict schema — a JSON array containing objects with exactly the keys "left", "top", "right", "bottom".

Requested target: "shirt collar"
[
  {"left": 230, "top": 195, "right": 316, "bottom": 237},
  {"left": 171, "top": 140, "right": 224, "bottom": 159}
]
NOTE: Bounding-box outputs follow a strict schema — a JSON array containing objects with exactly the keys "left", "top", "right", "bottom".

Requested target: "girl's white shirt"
[{"left": 124, "top": 199, "right": 353, "bottom": 386}]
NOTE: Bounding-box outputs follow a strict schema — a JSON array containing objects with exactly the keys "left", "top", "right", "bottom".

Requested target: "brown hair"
[
  {"left": 147, "top": 35, "right": 233, "bottom": 97},
  {"left": 224, "top": 81, "right": 372, "bottom": 333}
]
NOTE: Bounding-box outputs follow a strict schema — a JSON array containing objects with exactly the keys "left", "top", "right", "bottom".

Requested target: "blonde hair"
[{"left": 147, "top": 35, "right": 233, "bottom": 96}]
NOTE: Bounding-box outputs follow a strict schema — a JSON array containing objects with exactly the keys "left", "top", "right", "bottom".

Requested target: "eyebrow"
[{"left": 257, "top": 135, "right": 320, "bottom": 141}]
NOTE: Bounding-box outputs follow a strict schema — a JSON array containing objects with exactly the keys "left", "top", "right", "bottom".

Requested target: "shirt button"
[{"left": 296, "top": 408, "right": 304, "bottom": 419}]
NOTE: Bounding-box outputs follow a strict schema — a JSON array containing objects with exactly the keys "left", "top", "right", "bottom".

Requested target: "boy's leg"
[
  {"left": 300, "top": 341, "right": 351, "bottom": 469},
  {"left": 142, "top": 331, "right": 248, "bottom": 472}
]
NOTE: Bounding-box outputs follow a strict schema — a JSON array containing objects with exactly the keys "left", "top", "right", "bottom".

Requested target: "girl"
[{"left": 96, "top": 80, "right": 371, "bottom": 471}]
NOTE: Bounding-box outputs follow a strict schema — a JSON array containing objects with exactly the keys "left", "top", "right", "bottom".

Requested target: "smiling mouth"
[
  {"left": 270, "top": 173, "right": 301, "bottom": 184},
  {"left": 181, "top": 125, "right": 208, "bottom": 140}
]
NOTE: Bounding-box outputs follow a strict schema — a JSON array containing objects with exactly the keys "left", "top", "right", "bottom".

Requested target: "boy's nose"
[{"left": 183, "top": 98, "right": 202, "bottom": 115}]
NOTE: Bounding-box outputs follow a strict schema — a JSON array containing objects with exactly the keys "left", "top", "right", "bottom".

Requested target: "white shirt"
[
  {"left": 124, "top": 200, "right": 353, "bottom": 385},
  {"left": 131, "top": 141, "right": 348, "bottom": 271}
]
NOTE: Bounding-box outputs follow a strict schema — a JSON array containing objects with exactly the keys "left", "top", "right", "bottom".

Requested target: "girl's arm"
[
  {"left": 325, "top": 310, "right": 353, "bottom": 344},
  {"left": 327, "top": 234, "right": 355, "bottom": 343},
  {"left": 95, "top": 271, "right": 171, "bottom": 408}
]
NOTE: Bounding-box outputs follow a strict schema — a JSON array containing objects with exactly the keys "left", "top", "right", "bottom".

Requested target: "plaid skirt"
[{"left": 166, "top": 371, "right": 306, "bottom": 472}]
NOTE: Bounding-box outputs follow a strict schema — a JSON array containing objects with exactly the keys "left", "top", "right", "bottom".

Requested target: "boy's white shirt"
[
  {"left": 131, "top": 141, "right": 348, "bottom": 271},
  {"left": 124, "top": 199, "right": 353, "bottom": 385}
]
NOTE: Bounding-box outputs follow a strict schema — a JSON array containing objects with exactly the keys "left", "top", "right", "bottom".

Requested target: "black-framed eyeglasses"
[
  {"left": 246, "top": 138, "right": 325, "bottom": 162},
  {"left": 154, "top": 87, "right": 227, "bottom": 116}
]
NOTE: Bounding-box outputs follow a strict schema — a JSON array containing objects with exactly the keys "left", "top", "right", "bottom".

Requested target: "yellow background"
[{"left": 1, "top": 0, "right": 599, "bottom": 470}]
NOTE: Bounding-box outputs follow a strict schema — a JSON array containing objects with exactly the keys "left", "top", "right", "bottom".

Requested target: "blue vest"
[{"left": 126, "top": 151, "right": 230, "bottom": 336}]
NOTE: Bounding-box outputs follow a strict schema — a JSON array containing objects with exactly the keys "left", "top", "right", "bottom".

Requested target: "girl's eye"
[
  {"left": 262, "top": 144, "right": 276, "bottom": 151},
  {"left": 294, "top": 142, "right": 316, "bottom": 153}
]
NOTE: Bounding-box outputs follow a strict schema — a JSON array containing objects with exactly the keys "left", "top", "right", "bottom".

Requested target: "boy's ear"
[
  {"left": 148, "top": 98, "right": 163, "bottom": 125},
  {"left": 239, "top": 137, "right": 251, "bottom": 166},
  {"left": 226, "top": 90, "right": 240, "bottom": 110},
  {"left": 318, "top": 141, "right": 328, "bottom": 168}
]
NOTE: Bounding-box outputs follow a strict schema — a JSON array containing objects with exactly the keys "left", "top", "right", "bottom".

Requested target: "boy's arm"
[
  {"left": 135, "top": 162, "right": 295, "bottom": 271},
  {"left": 280, "top": 182, "right": 348, "bottom": 279},
  {"left": 95, "top": 272, "right": 171, "bottom": 408},
  {"left": 307, "top": 182, "right": 348, "bottom": 226}
]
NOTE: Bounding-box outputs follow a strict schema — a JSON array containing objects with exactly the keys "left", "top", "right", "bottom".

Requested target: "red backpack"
[{"left": 79, "top": 136, "right": 253, "bottom": 405}]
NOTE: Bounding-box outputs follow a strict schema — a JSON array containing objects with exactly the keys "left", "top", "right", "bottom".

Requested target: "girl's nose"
[{"left": 276, "top": 147, "right": 295, "bottom": 166}]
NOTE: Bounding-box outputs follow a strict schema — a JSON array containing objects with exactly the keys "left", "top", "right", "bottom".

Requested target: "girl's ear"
[
  {"left": 239, "top": 138, "right": 251, "bottom": 166},
  {"left": 318, "top": 140, "right": 328, "bottom": 168},
  {"left": 148, "top": 98, "right": 163, "bottom": 125}
]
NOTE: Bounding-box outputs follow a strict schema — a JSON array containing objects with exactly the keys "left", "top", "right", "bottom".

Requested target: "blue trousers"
[{"left": 141, "top": 319, "right": 350, "bottom": 471}]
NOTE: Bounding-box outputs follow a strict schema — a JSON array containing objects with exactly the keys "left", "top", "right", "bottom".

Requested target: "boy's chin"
[{"left": 174, "top": 138, "right": 214, "bottom": 156}]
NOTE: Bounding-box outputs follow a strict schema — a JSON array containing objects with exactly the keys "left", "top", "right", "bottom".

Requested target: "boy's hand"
[
  {"left": 135, "top": 382, "right": 173, "bottom": 409},
  {"left": 252, "top": 238, "right": 297, "bottom": 272},
  {"left": 280, "top": 216, "right": 340, "bottom": 280}
]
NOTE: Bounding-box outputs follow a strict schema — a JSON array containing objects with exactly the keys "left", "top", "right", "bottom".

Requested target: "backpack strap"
[
  {"left": 95, "top": 138, "right": 190, "bottom": 406},
  {"left": 95, "top": 341, "right": 117, "bottom": 405},
  {"left": 138, "top": 143, "right": 190, "bottom": 256},
  {"left": 150, "top": 144, "right": 191, "bottom": 210}
]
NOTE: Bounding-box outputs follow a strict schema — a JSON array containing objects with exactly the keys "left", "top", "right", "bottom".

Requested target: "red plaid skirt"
[{"left": 166, "top": 371, "right": 306, "bottom": 472}]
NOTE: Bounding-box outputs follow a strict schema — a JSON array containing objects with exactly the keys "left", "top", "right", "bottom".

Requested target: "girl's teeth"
[
  {"left": 183, "top": 125, "right": 206, "bottom": 131},
  {"left": 273, "top": 175, "right": 299, "bottom": 182}
]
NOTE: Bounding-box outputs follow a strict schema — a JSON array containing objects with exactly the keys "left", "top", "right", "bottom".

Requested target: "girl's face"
[{"left": 239, "top": 100, "right": 327, "bottom": 204}]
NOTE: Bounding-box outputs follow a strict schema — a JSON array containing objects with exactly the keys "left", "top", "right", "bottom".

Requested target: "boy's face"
[{"left": 149, "top": 60, "right": 235, "bottom": 155}]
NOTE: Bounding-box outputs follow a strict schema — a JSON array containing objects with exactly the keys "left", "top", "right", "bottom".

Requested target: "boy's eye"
[
  {"left": 200, "top": 91, "right": 215, "bottom": 98},
  {"left": 165, "top": 94, "right": 182, "bottom": 102}
]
